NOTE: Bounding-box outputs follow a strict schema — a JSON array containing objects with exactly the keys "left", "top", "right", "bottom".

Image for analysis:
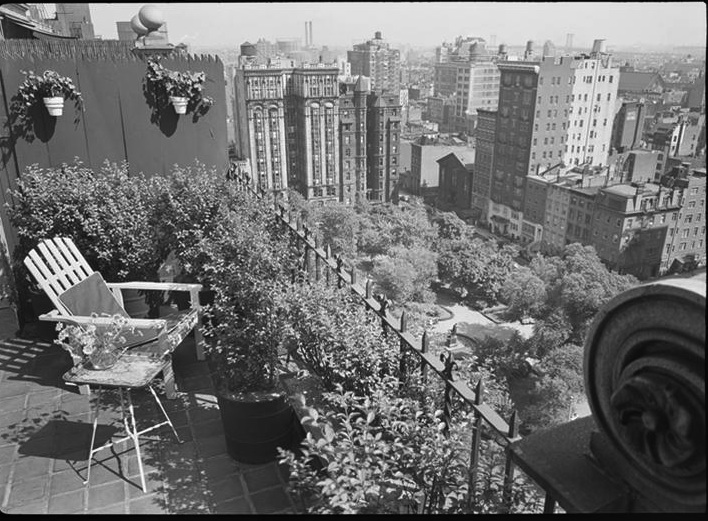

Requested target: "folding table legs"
[{"left": 83, "top": 384, "right": 182, "bottom": 492}]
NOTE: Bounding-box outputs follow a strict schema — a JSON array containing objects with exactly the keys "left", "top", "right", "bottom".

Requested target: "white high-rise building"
[{"left": 528, "top": 39, "right": 619, "bottom": 175}]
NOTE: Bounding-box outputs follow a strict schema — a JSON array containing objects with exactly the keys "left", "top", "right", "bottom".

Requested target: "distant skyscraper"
[
  {"left": 566, "top": 33, "right": 574, "bottom": 50},
  {"left": 348, "top": 31, "right": 401, "bottom": 94}
]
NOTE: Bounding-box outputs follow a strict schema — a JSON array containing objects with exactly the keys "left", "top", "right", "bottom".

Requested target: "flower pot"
[
  {"left": 217, "top": 390, "right": 301, "bottom": 464},
  {"left": 170, "top": 96, "right": 188, "bottom": 114},
  {"left": 121, "top": 288, "right": 150, "bottom": 318},
  {"left": 43, "top": 96, "right": 65, "bottom": 116}
]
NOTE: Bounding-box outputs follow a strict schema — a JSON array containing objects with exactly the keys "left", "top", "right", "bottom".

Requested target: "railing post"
[
  {"left": 314, "top": 236, "right": 321, "bottom": 282},
  {"left": 501, "top": 410, "right": 519, "bottom": 513},
  {"left": 440, "top": 351, "right": 457, "bottom": 435},
  {"left": 421, "top": 331, "right": 429, "bottom": 384},
  {"left": 467, "top": 379, "right": 484, "bottom": 509},
  {"left": 365, "top": 279, "right": 373, "bottom": 299},
  {"left": 351, "top": 267, "right": 357, "bottom": 285},
  {"left": 399, "top": 312, "right": 408, "bottom": 386},
  {"left": 336, "top": 256, "right": 344, "bottom": 289},
  {"left": 375, "top": 294, "right": 390, "bottom": 337}
]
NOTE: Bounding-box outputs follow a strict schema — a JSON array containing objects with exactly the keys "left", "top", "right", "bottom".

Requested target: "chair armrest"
[
  {"left": 38, "top": 310, "right": 167, "bottom": 330},
  {"left": 105, "top": 281, "right": 203, "bottom": 292}
]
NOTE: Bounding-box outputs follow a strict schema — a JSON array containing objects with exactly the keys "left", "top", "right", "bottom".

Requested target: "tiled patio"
[{"left": 0, "top": 319, "right": 300, "bottom": 515}]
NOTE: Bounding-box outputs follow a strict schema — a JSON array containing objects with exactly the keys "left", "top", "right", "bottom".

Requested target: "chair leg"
[
  {"left": 148, "top": 384, "right": 181, "bottom": 444},
  {"left": 84, "top": 386, "right": 102, "bottom": 485},
  {"left": 126, "top": 389, "right": 147, "bottom": 493}
]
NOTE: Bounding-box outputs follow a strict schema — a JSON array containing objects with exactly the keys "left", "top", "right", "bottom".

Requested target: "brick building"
[{"left": 437, "top": 150, "right": 475, "bottom": 215}]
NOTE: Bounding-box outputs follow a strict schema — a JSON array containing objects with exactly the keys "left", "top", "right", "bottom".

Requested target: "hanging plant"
[
  {"left": 145, "top": 59, "right": 214, "bottom": 115},
  {"left": 14, "top": 70, "right": 84, "bottom": 120}
]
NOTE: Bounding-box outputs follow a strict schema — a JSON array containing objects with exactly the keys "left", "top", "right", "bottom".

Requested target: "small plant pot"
[
  {"left": 170, "top": 96, "right": 188, "bottom": 114},
  {"left": 43, "top": 96, "right": 65, "bottom": 116}
]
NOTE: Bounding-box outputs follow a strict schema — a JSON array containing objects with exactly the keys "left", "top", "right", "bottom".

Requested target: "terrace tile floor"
[{"left": 0, "top": 319, "right": 301, "bottom": 515}]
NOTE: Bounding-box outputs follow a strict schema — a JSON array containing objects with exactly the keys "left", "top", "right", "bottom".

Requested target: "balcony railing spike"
[
  {"left": 502, "top": 410, "right": 519, "bottom": 512},
  {"left": 351, "top": 267, "right": 357, "bottom": 284},
  {"left": 365, "top": 279, "right": 373, "bottom": 299}
]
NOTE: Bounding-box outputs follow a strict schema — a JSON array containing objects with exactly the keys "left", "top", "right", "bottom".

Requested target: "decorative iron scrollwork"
[{"left": 584, "top": 278, "right": 705, "bottom": 510}]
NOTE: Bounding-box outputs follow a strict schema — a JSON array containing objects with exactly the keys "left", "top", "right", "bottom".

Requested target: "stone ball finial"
[
  {"left": 138, "top": 4, "right": 165, "bottom": 32},
  {"left": 130, "top": 14, "right": 149, "bottom": 36}
]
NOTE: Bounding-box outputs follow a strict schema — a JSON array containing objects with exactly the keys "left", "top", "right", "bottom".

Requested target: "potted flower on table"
[{"left": 56, "top": 313, "right": 138, "bottom": 370}]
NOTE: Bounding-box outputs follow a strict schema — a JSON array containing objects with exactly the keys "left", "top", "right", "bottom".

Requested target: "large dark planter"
[
  {"left": 28, "top": 290, "right": 57, "bottom": 341},
  {"left": 216, "top": 390, "right": 302, "bottom": 464}
]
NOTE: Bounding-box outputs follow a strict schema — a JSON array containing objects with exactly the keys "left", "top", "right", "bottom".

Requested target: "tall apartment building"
[
  {"left": 339, "top": 76, "right": 370, "bottom": 204},
  {"left": 489, "top": 39, "right": 619, "bottom": 240},
  {"left": 471, "top": 109, "right": 496, "bottom": 221},
  {"left": 367, "top": 91, "right": 402, "bottom": 201},
  {"left": 433, "top": 42, "right": 502, "bottom": 133},
  {"left": 233, "top": 63, "right": 341, "bottom": 203},
  {"left": 348, "top": 31, "right": 401, "bottom": 94}
]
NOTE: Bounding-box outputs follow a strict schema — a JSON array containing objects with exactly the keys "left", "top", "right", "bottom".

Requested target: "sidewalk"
[{"left": 0, "top": 324, "right": 300, "bottom": 514}]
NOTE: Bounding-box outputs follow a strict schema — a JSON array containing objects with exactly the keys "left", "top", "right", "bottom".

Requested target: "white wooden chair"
[{"left": 24, "top": 237, "right": 205, "bottom": 398}]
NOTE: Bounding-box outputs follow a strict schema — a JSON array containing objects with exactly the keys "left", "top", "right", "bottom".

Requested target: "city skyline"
[{"left": 77, "top": 2, "right": 707, "bottom": 50}]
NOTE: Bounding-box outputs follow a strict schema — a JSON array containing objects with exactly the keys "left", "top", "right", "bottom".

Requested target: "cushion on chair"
[
  {"left": 58, "top": 272, "right": 160, "bottom": 348},
  {"left": 58, "top": 272, "right": 128, "bottom": 318}
]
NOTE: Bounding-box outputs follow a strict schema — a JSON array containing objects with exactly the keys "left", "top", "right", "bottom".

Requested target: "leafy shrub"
[
  {"left": 202, "top": 194, "right": 296, "bottom": 394},
  {"left": 7, "top": 160, "right": 166, "bottom": 317},
  {"left": 152, "top": 162, "right": 247, "bottom": 287},
  {"left": 281, "top": 280, "right": 400, "bottom": 396},
  {"left": 280, "top": 377, "right": 544, "bottom": 514}
]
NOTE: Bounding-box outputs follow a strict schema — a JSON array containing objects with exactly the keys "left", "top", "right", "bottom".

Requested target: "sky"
[{"left": 64, "top": 2, "right": 706, "bottom": 50}]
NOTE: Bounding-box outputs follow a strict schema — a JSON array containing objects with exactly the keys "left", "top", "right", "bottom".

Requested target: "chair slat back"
[{"left": 24, "top": 237, "right": 95, "bottom": 316}]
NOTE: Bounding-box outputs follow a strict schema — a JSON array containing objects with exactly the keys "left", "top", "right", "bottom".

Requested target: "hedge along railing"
[{"left": 228, "top": 166, "right": 546, "bottom": 513}]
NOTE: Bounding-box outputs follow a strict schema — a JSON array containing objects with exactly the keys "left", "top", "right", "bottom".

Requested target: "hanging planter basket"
[
  {"left": 43, "top": 96, "right": 65, "bottom": 116},
  {"left": 169, "top": 96, "right": 188, "bottom": 115}
]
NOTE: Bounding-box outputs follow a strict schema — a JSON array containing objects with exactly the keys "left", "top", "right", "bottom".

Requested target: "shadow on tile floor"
[{"left": 0, "top": 328, "right": 300, "bottom": 514}]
